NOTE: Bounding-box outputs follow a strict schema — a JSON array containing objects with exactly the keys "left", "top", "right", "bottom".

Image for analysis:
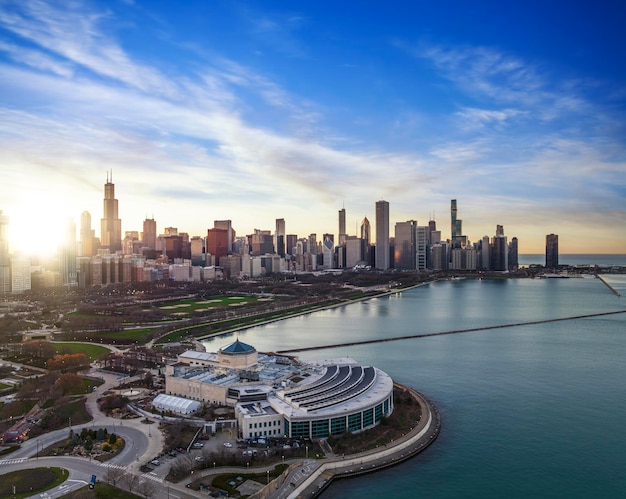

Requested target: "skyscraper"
[
  {"left": 375, "top": 201, "right": 389, "bottom": 270},
  {"left": 450, "top": 199, "right": 466, "bottom": 250},
  {"left": 275, "top": 218, "right": 286, "bottom": 257},
  {"left": 416, "top": 226, "right": 430, "bottom": 270},
  {"left": 60, "top": 218, "right": 78, "bottom": 286},
  {"left": 508, "top": 237, "right": 519, "bottom": 271},
  {"left": 308, "top": 233, "right": 317, "bottom": 255},
  {"left": 490, "top": 225, "right": 508, "bottom": 271},
  {"left": 338, "top": 208, "right": 346, "bottom": 246},
  {"left": 323, "top": 233, "right": 334, "bottom": 269},
  {"left": 286, "top": 234, "right": 298, "bottom": 256},
  {"left": 361, "top": 217, "right": 371, "bottom": 265},
  {"left": 10, "top": 252, "right": 31, "bottom": 293},
  {"left": 394, "top": 220, "right": 416, "bottom": 270},
  {"left": 214, "top": 220, "right": 234, "bottom": 253},
  {"left": 0, "top": 211, "right": 10, "bottom": 294},
  {"left": 142, "top": 217, "right": 157, "bottom": 250},
  {"left": 546, "top": 234, "right": 559, "bottom": 268},
  {"left": 207, "top": 228, "right": 229, "bottom": 263},
  {"left": 100, "top": 172, "right": 122, "bottom": 252},
  {"left": 80, "top": 211, "right": 99, "bottom": 257},
  {"left": 451, "top": 199, "right": 458, "bottom": 246},
  {"left": 190, "top": 236, "right": 204, "bottom": 266}
]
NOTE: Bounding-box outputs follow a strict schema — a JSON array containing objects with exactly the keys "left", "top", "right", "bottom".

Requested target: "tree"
[
  {"left": 104, "top": 466, "right": 125, "bottom": 487},
  {"left": 123, "top": 473, "right": 139, "bottom": 493},
  {"left": 57, "top": 373, "right": 84, "bottom": 395},
  {"left": 137, "top": 479, "right": 156, "bottom": 499}
]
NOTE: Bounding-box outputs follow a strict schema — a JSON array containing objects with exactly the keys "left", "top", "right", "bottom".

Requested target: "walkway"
[{"left": 264, "top": 385, "right": 440, "bottom": 499}]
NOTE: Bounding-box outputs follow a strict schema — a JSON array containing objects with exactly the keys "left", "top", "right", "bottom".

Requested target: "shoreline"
[
  {"left": 262, "top": 383, "right": 440, "bottom": 499},
  {"left": 192, "top": 281, "right": 434, "bottom": 347}
]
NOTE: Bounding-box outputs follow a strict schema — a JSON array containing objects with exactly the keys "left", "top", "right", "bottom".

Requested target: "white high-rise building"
[
  {"left": 416, "top": 226, "right": 430, "bottom": 270},
  {"left": 11, "top": 253, "right": 31, "bottom": 293},
  {"left": 323, "top": 234, "right": 334, "bottom": 269}
]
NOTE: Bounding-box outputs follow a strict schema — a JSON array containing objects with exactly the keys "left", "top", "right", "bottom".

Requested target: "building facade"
[
  {"left": 375, "top": 200, "right": 390, "bottom": 270},
  {"left": 100, "top": 172, "right": 122, "bottom": 252},
  {"left": 546, "top": 234, "right": 559, "bottom": 268}
]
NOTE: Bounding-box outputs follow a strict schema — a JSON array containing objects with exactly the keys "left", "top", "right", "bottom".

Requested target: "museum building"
[{"left": 164, "top": 339, "right": 394, "bottom": 440}]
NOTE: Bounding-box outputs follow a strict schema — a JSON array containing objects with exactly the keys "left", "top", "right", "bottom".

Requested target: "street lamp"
[
  {"left": 305, "top": 446, "right": 308, "bottom": 459},
  {"left": 267, "top": 470, "right": 270, "bottom": 485}
]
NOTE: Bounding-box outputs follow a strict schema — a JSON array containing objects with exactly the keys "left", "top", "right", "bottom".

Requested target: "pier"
[
  {"left": 597, "top": 275, "right": 621, "bottom": 296},
  {"left": 277, "top": 309, "right": 626, "bottom": 354}
]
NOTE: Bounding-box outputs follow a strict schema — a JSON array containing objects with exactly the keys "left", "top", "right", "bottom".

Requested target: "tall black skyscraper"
[
  {"left": 546, "top": 234, "right": 559, "bottom": 268},
  {"left": 451, "top": 199, "right": 463, "bottom": 248},
  {"left": 375, "top": 201, "right": 389, "bottom": 269}
]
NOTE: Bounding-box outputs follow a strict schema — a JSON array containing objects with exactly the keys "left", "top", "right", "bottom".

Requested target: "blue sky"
[{"left": 1, "top": 0, "right": 625, "bottom": 254}]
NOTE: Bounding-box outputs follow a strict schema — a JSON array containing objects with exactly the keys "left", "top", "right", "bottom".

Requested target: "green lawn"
[
  {"left": 0, "top": 382, "right": 10, "bottom": 390},
  {"left": 159, "top": 296, "right": 257, "bottom": 315},
  {"left": 60, "top": 482, "right": 142, "bottom": 498},
  {"left": 54, "top": 342, "right": 112, "bottom": 361},
  {"left": 99, "top": 327, "right": 159, "bottom": 341},
  {"left": 0, "top": 467, "right": 68, "bottom": 499}
]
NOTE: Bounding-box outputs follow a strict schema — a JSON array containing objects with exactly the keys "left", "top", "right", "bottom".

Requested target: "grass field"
[
  {"left": 0, "top": 382, "right": 10, "bottom": 390},
  {"left": 54, "top": 342, "right": 112, "bottom": 361},
  {"left": 0, "top": 467, "right": 68, "bottom": 498},
  {"left": 60, "top": 482, "right": 142, "bottom": 498},
  {"left": 98, "top": 327, "right": 160, "bottom": 341},
  {"left": 159, "top": 296, "right": 257, "bottom": 315}
]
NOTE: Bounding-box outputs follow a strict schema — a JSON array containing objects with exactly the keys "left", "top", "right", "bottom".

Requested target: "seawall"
[{"left": 284, "top": 385, "right": 440, "bottom": 499}]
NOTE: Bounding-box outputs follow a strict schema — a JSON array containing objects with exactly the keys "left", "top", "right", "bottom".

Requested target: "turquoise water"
[{"left": 202, "top": 276, "right": 626, "bottom": 498}]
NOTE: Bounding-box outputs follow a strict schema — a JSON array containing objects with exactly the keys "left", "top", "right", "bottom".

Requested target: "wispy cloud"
[
  {"left": 0, "top": 0, "right": 177, "bottom": 96},
  {"left": 0, "top": 1, "right": 624, "bottom": 252},
  {"left": 246, "top": 9, "right": 309, "bottom": 58}
]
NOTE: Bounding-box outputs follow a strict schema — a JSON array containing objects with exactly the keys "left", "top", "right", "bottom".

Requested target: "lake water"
[
  {"left": 519, "top": 253, "right": 626, "bottom": 267},
  {"left": 202, "top": 274, "right": 626, "bottom": 498}
]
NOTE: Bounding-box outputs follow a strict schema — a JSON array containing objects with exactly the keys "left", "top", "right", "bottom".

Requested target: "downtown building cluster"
[{"left": 1, "top": 177, "right": 561, "bottom": 294}]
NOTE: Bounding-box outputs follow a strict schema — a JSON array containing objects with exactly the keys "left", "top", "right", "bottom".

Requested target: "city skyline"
[{"left": 1, "top": 1, "right": 625, "bottom": 254}]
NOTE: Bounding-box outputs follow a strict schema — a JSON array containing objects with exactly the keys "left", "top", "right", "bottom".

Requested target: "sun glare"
[{"left": 8, "top": 204, "right": 73, "bottom": 256}]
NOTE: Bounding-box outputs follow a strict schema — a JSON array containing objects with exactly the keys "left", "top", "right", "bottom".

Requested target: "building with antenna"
[{"left": 100, "top": 172, "right": 122, "bottom": 252}]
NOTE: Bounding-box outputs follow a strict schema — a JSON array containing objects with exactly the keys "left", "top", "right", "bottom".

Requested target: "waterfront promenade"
[{"left": 257, "top": 385, "right": 440, "bottom": 499}]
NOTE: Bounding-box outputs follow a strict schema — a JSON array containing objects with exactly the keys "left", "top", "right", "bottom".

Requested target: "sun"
[{"left": 8, "top": 202, "right": 76, "bottom": 256}]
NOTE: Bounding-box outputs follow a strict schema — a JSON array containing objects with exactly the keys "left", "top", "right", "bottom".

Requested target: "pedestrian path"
[{"left": 0, "top": 457, "right": 27, "bottom": 466}]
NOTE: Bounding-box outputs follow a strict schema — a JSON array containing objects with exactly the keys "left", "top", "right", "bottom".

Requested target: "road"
[{"left": 0, "top": 368, "right": 204, "bottom": 498}]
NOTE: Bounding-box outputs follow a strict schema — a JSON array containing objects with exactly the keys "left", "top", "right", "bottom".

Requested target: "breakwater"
[
  {"left": 597, "top": 275, "right": 621, "bottom": 296},
  {"left": 277, "top": 309, "right": 626, "bottom": 354}
]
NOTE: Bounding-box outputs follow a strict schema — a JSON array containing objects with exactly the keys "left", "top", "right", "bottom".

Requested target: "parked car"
[
  {"left": 151, "top": 460, "right": 160, "bottom": 466},
  {"left": 223, "top": 442, "right": 233, "bottom": 448}
]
